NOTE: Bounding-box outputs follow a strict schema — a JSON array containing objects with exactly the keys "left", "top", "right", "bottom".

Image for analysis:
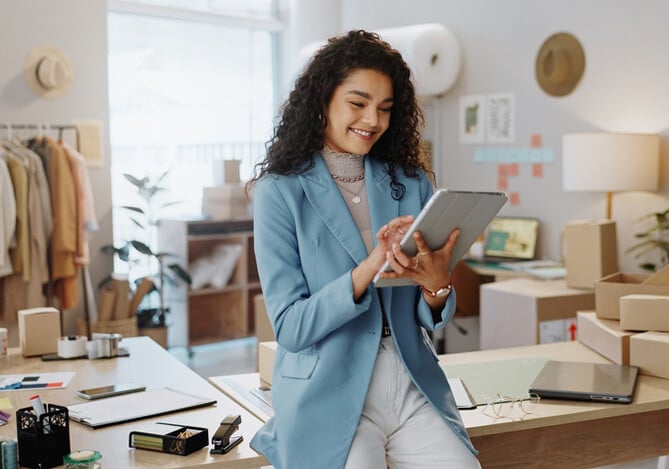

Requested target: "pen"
[{"left": 30, "top": 395, "right": 50, "bottom": 433}]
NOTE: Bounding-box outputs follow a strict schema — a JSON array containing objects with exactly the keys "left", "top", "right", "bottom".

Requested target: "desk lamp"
[
  {"left": 561, "top": 132, "right": 659, "bottom": 288},
  {"left": 562, "top": 132, "right": 659, "bottom": 219}
]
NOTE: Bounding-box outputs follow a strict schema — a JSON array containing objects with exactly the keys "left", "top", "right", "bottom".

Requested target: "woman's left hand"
[{"left": 378, "top": 228, "right": 459, "bottom": 292}]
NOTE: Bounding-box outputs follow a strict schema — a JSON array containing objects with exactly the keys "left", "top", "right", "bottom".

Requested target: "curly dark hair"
[{"left": 248, "top": 29, "right": 428, "bottom": 197}]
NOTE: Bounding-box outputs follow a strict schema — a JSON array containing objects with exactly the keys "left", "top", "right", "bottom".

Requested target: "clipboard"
[
  {"left": 67, "top": 388, "right": 216, "bottom": 428},
  {"left": 374, "top": 189, "right": 507, "bottom": 287}
]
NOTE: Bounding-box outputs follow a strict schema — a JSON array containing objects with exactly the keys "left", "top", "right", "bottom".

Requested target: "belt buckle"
[{"left": 382, "top": 325, "right": 391, "bottom": 337}]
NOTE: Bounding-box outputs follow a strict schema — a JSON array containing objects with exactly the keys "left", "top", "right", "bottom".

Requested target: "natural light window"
[{"left": 107, "top": 2, "right": 279, "bottom": 273}]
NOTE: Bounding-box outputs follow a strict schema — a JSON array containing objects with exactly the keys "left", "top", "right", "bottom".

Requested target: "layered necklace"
[{"left": 321, "top": 145, "right": 365, "bottom": 204}]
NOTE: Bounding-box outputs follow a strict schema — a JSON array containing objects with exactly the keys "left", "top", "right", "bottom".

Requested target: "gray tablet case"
[
  {"left": 374, "top": 189, "right": 507, "bottom": 287},
  {"left": 529, "top": 360, "right": 639, "bottom": 404}
]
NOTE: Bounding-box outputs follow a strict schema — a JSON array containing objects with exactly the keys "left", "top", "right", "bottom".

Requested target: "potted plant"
[
  {"left": 625, "top": 208, "right": 669, "bottom": 272},
  {"left": 101, "top": 170, "right": 191, "bottom": 330}
]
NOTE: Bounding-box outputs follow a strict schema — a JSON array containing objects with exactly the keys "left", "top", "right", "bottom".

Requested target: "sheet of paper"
[{"left": 448, "top": 377, "right": 476, "bottom": 409}]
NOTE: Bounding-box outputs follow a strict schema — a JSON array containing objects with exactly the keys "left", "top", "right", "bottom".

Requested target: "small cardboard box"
[
  {"left": 595, "top": 266, "right": 669, "bottom": 320},
  {"left": 254, "top": 294, "right": 274, "bottom": 343},
  {"left": 564, "top": 220, "right": 618, "bottom": 289},
  {"left": 258, "top": 341, "right": 277, "bottom": 388},
  {"left": 630, "top": 331, "right": 669, "bottom": 379},
  {"left": 577, "top": 311, "right": 635, "bottom": 365},
  {"left": 620, "top": 294, "right": 669, "bottom": 331},
  {"left": 479, "top": 278, "right": 594, "bottom": 350},
  {"left": 18, "top": 307, "right": 61, "bottom": 357}
]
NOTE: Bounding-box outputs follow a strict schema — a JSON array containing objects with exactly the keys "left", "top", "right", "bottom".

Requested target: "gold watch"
[{"left": 421, "top": 284, "right": 452, "bottom": 298}]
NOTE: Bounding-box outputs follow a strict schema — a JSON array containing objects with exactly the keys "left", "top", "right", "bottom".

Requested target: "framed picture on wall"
[
  {"left": 486, "top": 93, "right": 515, "bottom": 144},
  {"left": 459, "top": 94, "right": 485, "bottom": 144}
]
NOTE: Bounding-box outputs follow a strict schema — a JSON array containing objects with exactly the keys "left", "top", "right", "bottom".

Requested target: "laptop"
[
  {"left": 480, "top": 216, "right": 539, "bottom": 263},
  {"left": 529, "top": 360, "right": 639, "bottom": 404}
]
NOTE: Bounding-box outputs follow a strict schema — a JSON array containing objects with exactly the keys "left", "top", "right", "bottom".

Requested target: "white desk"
[
  {"left": 211, "top": 341, "right": 669, "bottom": 468},
  {"left": 0, "top": 337, "right": 268, "bottom": 468}
]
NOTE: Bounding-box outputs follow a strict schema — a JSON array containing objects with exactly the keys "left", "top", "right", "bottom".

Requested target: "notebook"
[
  {"left": 67, "top": 387, "right": 217, "bottom": 428},
  {"left": 528, "top": 360, "right": 639, "bottom": 404},
  {"left": 480, "top": 216, "right": 539, "bottom": 263}
]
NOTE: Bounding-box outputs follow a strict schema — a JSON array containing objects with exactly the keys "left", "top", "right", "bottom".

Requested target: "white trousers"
[{"left": 345, "top": 336, "right": 481, "bottom": 469}]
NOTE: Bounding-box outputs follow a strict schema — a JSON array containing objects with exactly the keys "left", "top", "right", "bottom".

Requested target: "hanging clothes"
[
  {"left": 0, "top": 150, "right": 17, "bottom": 278},
  {"left": 44, "top": 136, "right": 79, "bottom": 309}
]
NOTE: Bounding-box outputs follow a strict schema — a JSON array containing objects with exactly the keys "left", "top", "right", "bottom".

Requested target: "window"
[{"left": 108, "top": 1, "right": 280, "bottom": 273}]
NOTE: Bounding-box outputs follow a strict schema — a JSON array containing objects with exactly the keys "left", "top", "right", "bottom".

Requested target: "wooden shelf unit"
[{"left": 158, "top": 218, "right": 261, "bottom": 349}]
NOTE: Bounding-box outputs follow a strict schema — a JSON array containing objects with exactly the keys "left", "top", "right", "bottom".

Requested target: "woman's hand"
[
  {"left": 351, "top": 215, "right": 414, "bottom": 299},
  {"left": 378, "top": 228, "right": 459, "bottom": 308}
]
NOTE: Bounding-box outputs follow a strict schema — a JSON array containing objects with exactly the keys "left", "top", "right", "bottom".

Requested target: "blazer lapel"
[
  {"left": 300, "top": 156, "right": 368, "bottom": 265},
  {"left": 365, "top": 158, "right": 399, "bottom": 311}
]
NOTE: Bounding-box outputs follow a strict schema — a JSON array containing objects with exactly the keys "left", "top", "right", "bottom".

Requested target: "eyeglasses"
[{"left": 480, "top": 393, "right": 541, "bottom": 421}]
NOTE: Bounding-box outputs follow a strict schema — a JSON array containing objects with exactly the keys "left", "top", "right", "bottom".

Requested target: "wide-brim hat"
[
  {"left": 24, "top": 46, "right": 74, "bottom": 99},
  {"left": 535, "top": 32, "right": 585, "bottom": 97}
]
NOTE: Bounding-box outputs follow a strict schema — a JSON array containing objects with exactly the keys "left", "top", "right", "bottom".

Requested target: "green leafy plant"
[
  {"left": 625, "top": 208, "right": 669, "bottom": 272},
  {"left": 101, "top": 170, "right": 191, "bottom": 325}
]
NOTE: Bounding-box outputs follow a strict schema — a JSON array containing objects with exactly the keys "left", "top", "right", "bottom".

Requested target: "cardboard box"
[
  {"left": 254, "top": 294, "right": 274, "bottom": 343},
  {"left": 577, "top": 311, "right": 636, "bottom": 365},
  {"left": 564, "top": 220, "right": 618, "bottom": 289},
  {"left": 18, "top": 307, "right": 61, "bottom": 357},
  {"left": 620, "top": 294, "right": 669, "bottom": 331},
  {"left": 258, "top": 341, "right": 277, "bottom": 387},
  {"left": 630, "top": 331, "right": 669, "bottom": 379},
  {"left": 201, "top": 184, "right": 249, "bottom": 219},
  {"left": 479, "top": 278, "right": 594, "bottom": 350},
  {"left": 595, "top": 267, "right": 669, "bottom": 320}
]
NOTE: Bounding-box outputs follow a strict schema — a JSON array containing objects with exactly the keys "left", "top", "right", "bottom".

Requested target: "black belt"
[{"left": 382, "top": 325, "right": 391, "bottom": 337}]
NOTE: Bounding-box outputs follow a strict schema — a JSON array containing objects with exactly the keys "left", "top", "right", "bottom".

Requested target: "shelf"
[{"left": 158, "top": 218, "right": 260, "bottom": 349}]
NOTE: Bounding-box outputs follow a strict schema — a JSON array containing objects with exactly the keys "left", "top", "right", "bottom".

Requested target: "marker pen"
[{"left": 30, "top": 395, "right": 50, "bottom": 433}]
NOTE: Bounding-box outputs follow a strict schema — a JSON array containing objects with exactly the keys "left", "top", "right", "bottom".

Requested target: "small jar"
[{"left": 63, "top": 450, "right": 102, "bottom": 469}]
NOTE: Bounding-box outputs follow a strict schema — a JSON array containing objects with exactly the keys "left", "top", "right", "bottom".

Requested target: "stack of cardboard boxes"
[{"left": 577, "top": 265, "right": 669, "bottom": 379}]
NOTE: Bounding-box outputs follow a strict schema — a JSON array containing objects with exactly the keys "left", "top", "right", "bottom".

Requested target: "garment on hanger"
[{"left": 0, "top": 150, "right": 17, "bottom": 279}]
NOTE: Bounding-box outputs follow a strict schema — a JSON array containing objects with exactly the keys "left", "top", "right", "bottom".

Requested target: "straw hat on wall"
[
  {"left": 24, "top": 46, "right": 74, "bottom": 99},
  {"left": 535, "top": 32, "right": 585, "bottom": 97}
]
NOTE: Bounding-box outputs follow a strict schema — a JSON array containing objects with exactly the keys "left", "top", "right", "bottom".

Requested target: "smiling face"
[{"left": 323, "top": 68, "right": 393, "bottom": 156}]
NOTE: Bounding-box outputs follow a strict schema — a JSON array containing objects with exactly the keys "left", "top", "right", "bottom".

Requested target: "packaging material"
[
  {"left": 258, "top": 341, "right": 277, "bottom": 388},
  {"left": 479, "top": 278, "right": 594, "bottom": 350},
  {"left": 620, "top": 294, "right": 669, "bottom": 331},
  {"left": 630, "top": 331, "right": 669, "bottom": 379},
  {"left": 595, "top": 265, "right": 669, "bottom": 320},
  {"left": 577, "top": 311, "right": 636, "bottom": 365},
  {"left": 254, "top": 294, "right": 274, "bottom": 343},
  {"left": 18, "top": 307, "right": 61, "bottom": 357},
  {"left": 201, "top": 184, "right": 249, "bottom": 219},
  {"left": 564, "top": 220, "right": 618, "bottom": 289}
]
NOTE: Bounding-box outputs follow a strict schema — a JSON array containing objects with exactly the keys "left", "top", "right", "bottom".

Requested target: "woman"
[{"left": 247, "top": 30, "right": 480, "bottom": 469}]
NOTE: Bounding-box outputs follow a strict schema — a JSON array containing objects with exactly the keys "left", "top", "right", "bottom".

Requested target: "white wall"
[
  {"left": 335, "top": 0, "right": 669, "bottom": 272},
  {"left": 2, "top": 0, "right": 668, "bottom": 336},
  {"left": 0, "top": 0, "right": 111, "bottom": 333}
]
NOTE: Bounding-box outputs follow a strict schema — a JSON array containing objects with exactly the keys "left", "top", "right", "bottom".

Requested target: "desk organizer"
[
  {"left": 129, "top": 422, "right": 209, "bottom": 456},
  {"left": 17, "top": 403, "right": 71, "bottom": 468}
]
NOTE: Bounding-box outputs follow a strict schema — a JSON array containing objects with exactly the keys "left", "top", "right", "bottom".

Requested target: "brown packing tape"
[
  {"left": 129, "top": 277, "right": 154, "bottom": 318},
  {"left": 98, "top": 287, "right": 115, "bottom": 322},
  {"left": 641, "top": 264, "right": 669, "bottom": 285}
]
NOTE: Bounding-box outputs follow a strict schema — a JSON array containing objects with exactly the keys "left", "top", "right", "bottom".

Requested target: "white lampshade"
[
  {"left": 563, "top": 132, "right": 659, "bottom": 192},
  {"left": 562, "top": 132, "right": 659, "bottom": 218}
]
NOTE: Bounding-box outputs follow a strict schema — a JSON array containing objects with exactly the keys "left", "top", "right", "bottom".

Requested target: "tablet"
[{"left": 373, "top": 189, "right": 507, "bottom": 287}]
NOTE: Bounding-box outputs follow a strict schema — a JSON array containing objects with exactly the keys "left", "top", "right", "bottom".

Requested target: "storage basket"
[{"left": 78, "top": 317, "right": 138, "bottom": 338}]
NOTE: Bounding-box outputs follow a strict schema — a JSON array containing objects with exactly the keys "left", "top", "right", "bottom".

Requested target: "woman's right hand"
[{"left": 351, "top": 215, "right": 414, "bottom": 299}]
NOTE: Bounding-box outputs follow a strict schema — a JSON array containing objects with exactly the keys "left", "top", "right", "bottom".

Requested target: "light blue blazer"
[{"left": 250, "top": 154, "right": 476, "bottom": 469}]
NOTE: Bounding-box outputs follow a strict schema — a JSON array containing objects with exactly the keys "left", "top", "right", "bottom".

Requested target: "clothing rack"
[
  {"left": 1, "top": 123, "right": 92, "bottom": 337},
  {"left": 0, "top": 123, "right": 80, "bottom": 151}
]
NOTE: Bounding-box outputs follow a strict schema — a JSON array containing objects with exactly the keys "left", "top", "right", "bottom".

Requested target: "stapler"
[{"left": 210, "top": 414, "right": 243, "bottom": 454}]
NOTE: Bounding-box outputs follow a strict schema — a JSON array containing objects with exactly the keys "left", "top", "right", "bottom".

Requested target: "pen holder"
[{"left": 17, "top": 403, "right": 71, "bottom": 468}]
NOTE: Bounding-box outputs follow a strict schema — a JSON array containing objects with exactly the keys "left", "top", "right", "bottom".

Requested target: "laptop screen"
[{"left": 484, "top": 217, "right": 539, "bottom": 260}]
